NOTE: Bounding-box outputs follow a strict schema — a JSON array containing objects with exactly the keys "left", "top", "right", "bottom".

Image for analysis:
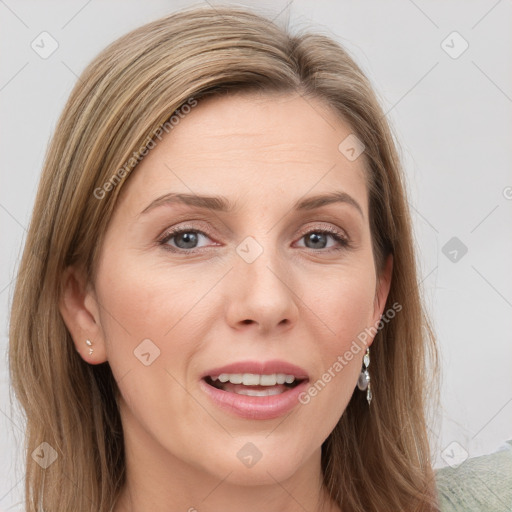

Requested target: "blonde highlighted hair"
[{"left": 9, "top": 4, "right": 440, "bottom": 511}]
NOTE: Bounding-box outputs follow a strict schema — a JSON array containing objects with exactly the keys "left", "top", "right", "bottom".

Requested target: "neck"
[
  {"left": 112, "top": 401, "right": 340, "bottom": 512},
  {"left": 114, "top": 476, "right": 339, "bottom": 512}
]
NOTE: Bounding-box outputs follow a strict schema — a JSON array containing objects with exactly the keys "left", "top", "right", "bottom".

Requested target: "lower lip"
[{"left": 199, "top": 379, "right": 309, "bottom": 420}]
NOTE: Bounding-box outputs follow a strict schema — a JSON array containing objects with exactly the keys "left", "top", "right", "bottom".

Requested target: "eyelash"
[{"left": 157, "top": 224, "right": 351, "bottom": 254}]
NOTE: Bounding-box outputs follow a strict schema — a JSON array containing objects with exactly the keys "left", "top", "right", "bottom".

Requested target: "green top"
[{"left": 435, "top": 440, "right": 512, "bottom": 512}]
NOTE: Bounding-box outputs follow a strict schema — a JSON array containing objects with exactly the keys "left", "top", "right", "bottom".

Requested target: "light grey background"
[{"left": 1, "top": 0, "right": 511, "bottom": 509}]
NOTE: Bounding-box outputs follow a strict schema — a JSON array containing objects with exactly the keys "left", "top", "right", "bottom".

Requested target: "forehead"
[{"left": 117, "top": 91, "right": 369, "bottom": 217}]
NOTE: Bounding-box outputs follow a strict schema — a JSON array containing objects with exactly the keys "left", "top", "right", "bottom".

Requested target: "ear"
[
  {"left": 370, "top": 253, "right": 393, "bottom": 336},
  {"left": 59, "top": 265, "right": 108, "bottom": 364}
]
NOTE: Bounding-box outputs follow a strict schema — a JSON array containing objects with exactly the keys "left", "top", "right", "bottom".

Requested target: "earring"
[
  {"left": 85, "top": 339, "right": 93, "bottom": 355},
  {"left": 357, "top": 347, "right": 372, "bottom": 405}
]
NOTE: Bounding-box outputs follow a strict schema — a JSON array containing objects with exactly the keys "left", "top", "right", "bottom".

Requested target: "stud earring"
[
  {"left": 357, "top": 347, "right": 372, "bottom": 405},
  {"left": 85, "top": 339, "right": 93, "bottom": 355}
]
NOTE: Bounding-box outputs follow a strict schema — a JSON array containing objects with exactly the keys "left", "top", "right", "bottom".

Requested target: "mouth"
[
  {"left": 199, "top": 360, "right": 310, "bottom": 420},
  {"left": 203, "top": 373, "right": 306, "bottom": 396}
]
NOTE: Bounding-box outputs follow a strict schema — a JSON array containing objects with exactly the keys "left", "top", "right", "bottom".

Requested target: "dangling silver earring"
[
  {"left": 85, "top": 339, "right": 93, "bottom": 355},
  {"left": 357, "top": 347, "right": 372, "bottom": 405}
]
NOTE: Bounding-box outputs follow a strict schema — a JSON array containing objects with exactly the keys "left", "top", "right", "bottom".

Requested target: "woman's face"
[{"left": 80, "top": 92, "right": 391, "bottom": 488}]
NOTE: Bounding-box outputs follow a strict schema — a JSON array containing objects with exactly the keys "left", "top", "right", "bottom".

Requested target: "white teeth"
[
  {"left": 210, "top": 373, "right": 297, "bottom": 386},
  {"left": 217, "top": 373, "right": 243, "bottom": 384},
  {"left": 235, "top": 387, "right": 284, "bottom": 396},
  {"left": 242, "top": 373, "right": 260, "bottom": 385},
  {"left": 259, "top": 374, "right": 277, "bottom": 386}
]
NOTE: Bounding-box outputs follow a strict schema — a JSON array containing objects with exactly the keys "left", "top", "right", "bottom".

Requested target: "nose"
[{"left": 224, "top": 241, "right": 300, "bottom": 335}]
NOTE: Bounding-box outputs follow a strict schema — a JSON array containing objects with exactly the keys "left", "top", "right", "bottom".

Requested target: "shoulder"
[{"left": 435, "top": 440, "right": 512, "bottom": 512}]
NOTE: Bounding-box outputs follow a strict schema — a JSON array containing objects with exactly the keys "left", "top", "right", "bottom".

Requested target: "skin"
[{"left": 60, "top": 91, "right": 392, "bottom": 512}]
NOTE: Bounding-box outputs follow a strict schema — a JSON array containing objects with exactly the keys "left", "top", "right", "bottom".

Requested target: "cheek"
[
  {"left": 95, "top": 251, "right": 208, "bottom": 376},
  {"left": 301, "top": 264, "right": 375, "bottom": 412},
  {"left": 314, "top": 266, "right": 376, "bottom": 350},
  {"left": 93, "top": 256, "right": 209, "bottom": 441}
]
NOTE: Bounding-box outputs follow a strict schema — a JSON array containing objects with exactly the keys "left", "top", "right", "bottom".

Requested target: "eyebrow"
[{"left": 139, "top": 191, "right": 364, "bottom": 218}]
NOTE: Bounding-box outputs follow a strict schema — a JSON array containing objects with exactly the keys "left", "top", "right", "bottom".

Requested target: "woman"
[{"left": 9, "top": 4, "right": 440, "bottom": 511}]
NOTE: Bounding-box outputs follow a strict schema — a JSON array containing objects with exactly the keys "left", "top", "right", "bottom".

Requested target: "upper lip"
[{"left": 201, "top": 360, "right": 309, "bottom": 380}]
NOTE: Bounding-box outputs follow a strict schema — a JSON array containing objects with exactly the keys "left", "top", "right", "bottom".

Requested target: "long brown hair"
[{"left": 9, "top": 4, "right": 440, "bottom": 511}]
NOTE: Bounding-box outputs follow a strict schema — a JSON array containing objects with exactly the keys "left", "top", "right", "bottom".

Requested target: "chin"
[
  {"left": 197, "top": 438, "right": 312, "bottom": 486},
  {"left": 217, "top": 458, "right": 302, "bottom": 487}
]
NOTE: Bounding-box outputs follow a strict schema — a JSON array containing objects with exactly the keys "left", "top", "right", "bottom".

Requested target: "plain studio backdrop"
[{"left": 0, "top": 0, "right": 511, "bottom": 509}]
